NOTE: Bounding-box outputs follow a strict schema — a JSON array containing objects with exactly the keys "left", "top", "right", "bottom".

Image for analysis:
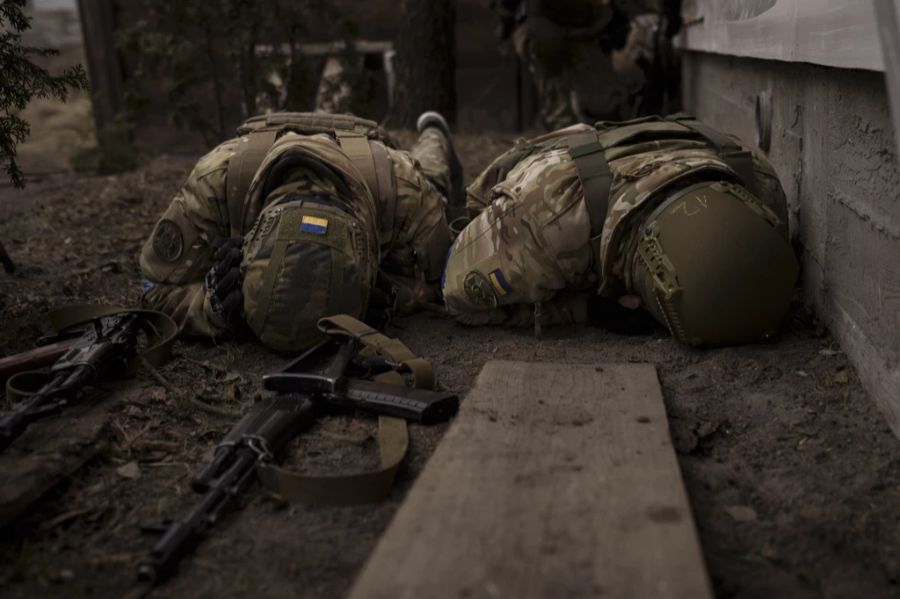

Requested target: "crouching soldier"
[
  {"left": 140, "top": 111, "right": 461, "bottom": 351},
  {"left": 443, "top": 115, "right": 800, "bottom": 347},
  {"left": 493, "top": 0, "right": 683, "bottom": 129}
]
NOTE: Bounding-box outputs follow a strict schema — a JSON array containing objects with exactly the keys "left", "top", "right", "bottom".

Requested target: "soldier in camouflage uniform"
[
  {"left": 140, "top": 111, "right": 459, "bottom": 351},
  {"left": 443, "top": 115, "right": 800, "bottom": 347},
  {"left": 493, "top": 0, "right": 682, "bottom": 129}
]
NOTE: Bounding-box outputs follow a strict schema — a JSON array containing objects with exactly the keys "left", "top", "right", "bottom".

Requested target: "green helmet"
[
  {"left": 631, "top": 180, "right": 799, "bottom": 347},
  {"left": 241, "top": 194, "right": 377, "bottom": 352}
]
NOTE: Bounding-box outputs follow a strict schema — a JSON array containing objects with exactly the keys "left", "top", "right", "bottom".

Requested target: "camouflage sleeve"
[
  {"left": 444, "top": 151, "right": 595, "bottom": 321},
  {"left": 384, "top": 148, "right": 452, "bottom": 287},
  {"left": 139, "top": 139, "right": 236, "bottom": 336},
  {"left": 465, "top": 144, "right": 526, "bottom": 216}
]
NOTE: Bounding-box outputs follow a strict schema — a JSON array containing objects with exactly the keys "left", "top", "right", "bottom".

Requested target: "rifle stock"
[{"left": 0, "top": 338, "right": 79, "bottom": 382}]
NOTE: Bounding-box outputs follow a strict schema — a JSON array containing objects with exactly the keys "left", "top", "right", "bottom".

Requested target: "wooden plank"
[{"left": 348, "top": 360, "right": 712, "bottom": 599}]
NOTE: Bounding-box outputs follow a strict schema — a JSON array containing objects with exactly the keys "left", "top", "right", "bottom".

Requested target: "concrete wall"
[{"left": 682, "top": 52, "right": 900, "bottom": 435}]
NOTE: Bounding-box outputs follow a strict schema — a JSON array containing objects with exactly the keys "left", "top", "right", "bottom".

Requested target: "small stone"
[
  {"left": 795, "top": 370, "right": 809, "bottom": 378},
  {"left": 724, "top": 505, "right": 758, "bottom": 522},
  {"left": 832, "top": 370, "right": 849, "bottom": 385},
  {"left": 116, "top": 461, "right": 141, "bottom": 480}
]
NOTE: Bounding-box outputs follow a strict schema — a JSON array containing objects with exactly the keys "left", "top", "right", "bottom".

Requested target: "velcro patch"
[
  {"left": 300, "top": 216, "right": 329, "bottom": 235},
  {"left": 152, "top": 219, "right": 183, "bottom": 262},
  {"left": 488, "top": 269, "right": 511, "bottom": 297},
  {"left": 464, "top": 271, "right": 498, "bottom": 308}
]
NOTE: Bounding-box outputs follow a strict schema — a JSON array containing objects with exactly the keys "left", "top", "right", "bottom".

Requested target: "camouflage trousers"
[{"left": 410, "top": 127, "right": 453, "bottom": 204}]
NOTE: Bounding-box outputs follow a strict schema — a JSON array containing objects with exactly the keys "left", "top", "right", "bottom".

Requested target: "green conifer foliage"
[{"left": 0, "top": 0, "right": 87, "bottom": 187}]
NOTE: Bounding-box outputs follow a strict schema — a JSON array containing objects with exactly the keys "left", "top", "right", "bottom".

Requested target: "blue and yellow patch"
[
  {"left": 488, "top": 269, "right": 511, "bottom": 297},
  {"left": 300, "top": 216, "right": 329, "bottom": 235}
]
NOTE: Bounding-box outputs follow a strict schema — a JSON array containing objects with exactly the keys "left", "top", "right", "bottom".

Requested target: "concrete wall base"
[{"left": 683, "top": 52, "right": 900, "bottom": 437}]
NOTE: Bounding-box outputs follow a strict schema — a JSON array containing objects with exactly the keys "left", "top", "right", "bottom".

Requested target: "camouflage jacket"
[
  {"left": 140, "top": 132, "right": 449, "bottom": 337},
  {"left": 448, "top": 119, "right": 787, "bottom": 324}
]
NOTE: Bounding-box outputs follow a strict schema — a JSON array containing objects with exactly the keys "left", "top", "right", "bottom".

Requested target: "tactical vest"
[
  {"left": 478, "top": 114, "right": 760, "bottom": 243},
  {"left": 226, "top": 112, "right": 398, "bottom": 242}
]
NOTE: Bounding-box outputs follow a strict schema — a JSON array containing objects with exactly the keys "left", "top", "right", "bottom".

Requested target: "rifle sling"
[
  {"left": 5, "top": 305, "right": 178, "bottom": 402},
  {"left": 256, "top": 413, "right": 407, "bottom": 506},
  {"left": 317, "top": 314, "right": 435, "bottom": 390},
  {"left": 255, "top": 314, "right": 435, "bottom": 506}
]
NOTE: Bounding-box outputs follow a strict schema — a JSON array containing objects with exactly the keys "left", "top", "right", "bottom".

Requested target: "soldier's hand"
[{"left": 205, "top": 237, "right": 244, "bottom": 327}]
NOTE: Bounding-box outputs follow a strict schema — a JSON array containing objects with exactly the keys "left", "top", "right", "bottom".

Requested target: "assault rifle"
[
  {"left": 137, "top": 335, "right": 458, "bottom": 585},
  {"left": 0, "top": 313, "right": 142, "bottom": 452}
]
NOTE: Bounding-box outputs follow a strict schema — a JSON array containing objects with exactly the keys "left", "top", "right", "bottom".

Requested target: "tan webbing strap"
[
  {"left": 317, "top": 314, "right": 435, "bottom": 390},
  {"left": 669, "top": 116, "right": 759, "bottom": 194},
  {"left": 336, "top": 131, "right": 379, "bottom": 197},
  {"left": 226, "top": 128, "right": 279, "bottom": 237},
  {"left": 369, "top": 141, "right": 397, "bottom": 240},
  {"left": 6, "top": 305, "right": 178, "bottom": 401},
  {"left": 337, "top": 132, "right": 399, "bottom": 240},
  {"left": 238, "top": 112, "right": 380, "bottom": 137},
  {"left": 566, "top": 132, "right": 614, "bottom": 239},
  {"left": 256, "top": 415, "right": 407, "bottom": 506},
  {"left": 593, "top": 120, "right": 697, "bottom": 150}
]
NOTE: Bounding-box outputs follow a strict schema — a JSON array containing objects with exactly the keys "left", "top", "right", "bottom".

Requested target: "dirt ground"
[{"left": 1, "top": 117, "right": 900, "bottom": 599}]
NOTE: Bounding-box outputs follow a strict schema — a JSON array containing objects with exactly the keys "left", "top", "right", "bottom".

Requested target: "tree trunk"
[{"left": 388, "top": 0, "right": 456, "bottom": 128}]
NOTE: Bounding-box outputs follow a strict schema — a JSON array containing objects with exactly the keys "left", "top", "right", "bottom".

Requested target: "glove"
[
  {"left": 364, "top": 271, "right": 399, "bottom": 329},
  {"left": 204, "top": 237, "right": 244, "bottom": 328}
]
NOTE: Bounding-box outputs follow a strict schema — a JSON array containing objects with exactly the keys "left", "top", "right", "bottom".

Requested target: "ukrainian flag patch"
[
  {"left": 300, "top": 216, "right": 329, "bottom": 235},
  {"left": 488, "top": 268, "right": 511, "bottom": 296}
]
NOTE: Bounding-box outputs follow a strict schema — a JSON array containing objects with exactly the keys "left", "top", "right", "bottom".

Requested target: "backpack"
[{"left": 225, "top": 112, "right": 397, "bottom": 241}]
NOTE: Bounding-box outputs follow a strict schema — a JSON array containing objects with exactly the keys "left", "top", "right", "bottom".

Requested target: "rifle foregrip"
[{"left": 343, "top": 380, "right": 458, "bottom": 424}]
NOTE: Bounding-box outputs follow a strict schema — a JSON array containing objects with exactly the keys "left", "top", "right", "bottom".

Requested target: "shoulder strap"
[
  {"left": 335, "top": 132, "right": 397, "bottom": 241},
  {"left": 370, "top": 142, "right": 396, "bottom": 241},
  {"left": 226, "top": 128, "right": 279, "bottom": 237},
  {"left": 256, "top": 314, "right": 436, "bottom": 506},
  {"left": 565, "top": 131, "right": 614, "bottom": 239},
  {"left": 666, "top": 114, "right": 759, "bottom": 193}
]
